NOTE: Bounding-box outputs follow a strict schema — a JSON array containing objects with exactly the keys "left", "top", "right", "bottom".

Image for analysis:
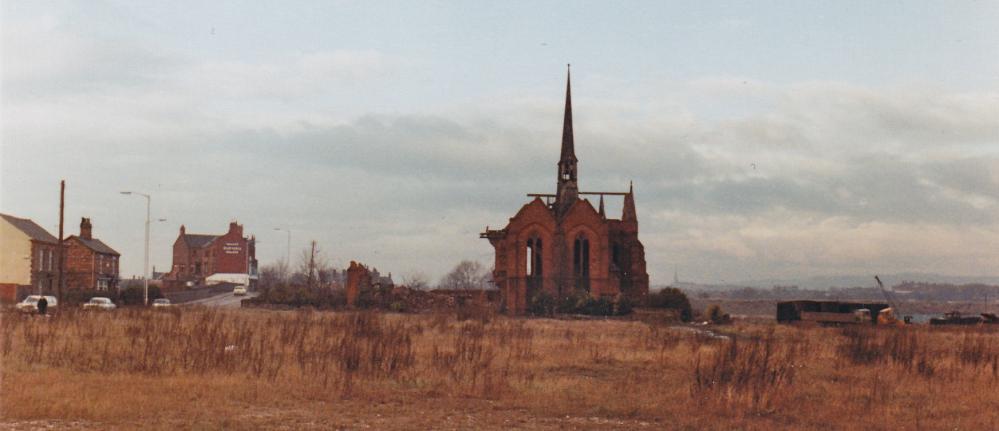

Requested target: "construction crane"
[{"left": 875, "top": 275, "right": 911, "bottom": 325}]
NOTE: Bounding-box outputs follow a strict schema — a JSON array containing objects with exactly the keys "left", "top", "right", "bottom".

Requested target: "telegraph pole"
[
  {"left": 308, "top": 240, "right": 316, "bottom": 288},
  {"left": 57, "top": 180, "right": 65, "bottom": 305}
]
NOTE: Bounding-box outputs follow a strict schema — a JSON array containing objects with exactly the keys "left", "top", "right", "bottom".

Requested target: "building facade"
[
  {"left": 481, "top": 70, "right": 650, "bottom": 314},
  {"left": 0, "top": 213, "right": 60, "bottom": 301},
  {"left": 164, "top": 221, "right": 257, "bottom": 289},
  {"left": 65, "top": 218, "right": 120, "bottom": 291}
]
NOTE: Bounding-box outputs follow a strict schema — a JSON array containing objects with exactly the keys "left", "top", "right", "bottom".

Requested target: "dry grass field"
[{"left": 2, "top": 308, "right": 999, "bottom": 430}]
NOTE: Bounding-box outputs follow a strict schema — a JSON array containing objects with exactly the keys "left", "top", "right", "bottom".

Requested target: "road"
[{"left": 186, "top": 291, "right": 258, "bottom": 308}]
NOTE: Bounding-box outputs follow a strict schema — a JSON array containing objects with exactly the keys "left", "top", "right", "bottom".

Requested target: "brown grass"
[{"left": 3, "top": 308, "right": 999, "bottom": 430}]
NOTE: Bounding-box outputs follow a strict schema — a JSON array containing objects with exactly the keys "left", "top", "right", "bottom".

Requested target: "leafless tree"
[
  {"left": 438, "top": 260, "right": 490, "bottom": 290},
  {"left": 259, "top": 259, "right": 290, "bottom": 289},
  {"left": 402, "top": 271, "right": 431, "bottom": 290},
  {"left": 295, "top": 243, "right": 336, "bottom": 287}
]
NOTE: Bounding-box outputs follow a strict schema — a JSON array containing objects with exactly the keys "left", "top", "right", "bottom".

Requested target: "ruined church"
[{"left": 482, "top": 68, "right": 649, "bottom": 314}]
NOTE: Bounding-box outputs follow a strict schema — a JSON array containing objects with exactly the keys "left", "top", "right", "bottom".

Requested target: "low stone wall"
[{"left": 164, "top": 283, "right": 236, "bottom": 304}]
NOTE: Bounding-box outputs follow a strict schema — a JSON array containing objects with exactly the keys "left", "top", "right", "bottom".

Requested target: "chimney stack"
[{"left": 80, "top": 217, "right": 93, "bottom": 239}]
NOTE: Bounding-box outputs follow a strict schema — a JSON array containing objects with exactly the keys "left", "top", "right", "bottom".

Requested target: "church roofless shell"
[{"left": 481, "top": 67, "right": 650, "bottom": 314}]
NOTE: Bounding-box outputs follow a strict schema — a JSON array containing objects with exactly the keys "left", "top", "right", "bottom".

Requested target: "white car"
[
  {"left": 152, "top": 298, "right": 172, "bottom": 308},
  {"left": 233, "top": 286, "right": 247, "bottom": 296},
  {"left": 83, "top": 297, "right": 117, "bottom": 311},
  {"left": 16, "top": 295, "right": 58, "bottom": 313}
]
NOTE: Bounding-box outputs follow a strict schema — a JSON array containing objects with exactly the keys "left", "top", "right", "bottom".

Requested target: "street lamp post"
[{"left": 121, "top": 191, "right": 151, "bottom": 306}]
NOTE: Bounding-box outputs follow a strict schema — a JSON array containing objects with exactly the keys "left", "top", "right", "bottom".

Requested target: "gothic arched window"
[
  {"left": 526, "top": 237, "right": 543, "bottom": 278},
  {"left": 573, "top": 234, "right": 590, "bottom": 291}
]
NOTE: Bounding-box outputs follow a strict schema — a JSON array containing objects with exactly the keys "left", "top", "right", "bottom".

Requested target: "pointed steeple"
[
  {"left": 560, "top": 64, "right": 576, "bottom": 164},
  {"left": 556, "top": 64, "right": 579, "bottom": 216},
  {"left": 622, "top": 181, "right": 637, "bottom": 223},
  {"left": 598, "top": 194, "right": 606, "bottom": 218}
]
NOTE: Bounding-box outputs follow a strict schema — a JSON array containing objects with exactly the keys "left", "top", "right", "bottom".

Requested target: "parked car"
[
  {"left": 233, "top": 286, "right": 247, "bottom": 296},
  {"left": 152, "top": 298, "right": 172, "bottom": 308},
  {"left": 83, "top": 297, "right": 116, "bottom": 311},
  {"left": 16, "top": 295, "right": 58, "bottom": 313}
]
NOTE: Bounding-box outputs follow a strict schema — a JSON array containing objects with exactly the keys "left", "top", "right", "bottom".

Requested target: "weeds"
[
  {"left": 4, "top": 308, "right": 999, "bottom": 429},
  {"left": 692, "top": 329, "right": 799, "bottom": 412}
]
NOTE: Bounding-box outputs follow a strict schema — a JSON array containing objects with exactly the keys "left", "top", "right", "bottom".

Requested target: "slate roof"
[
  {"left": 0, "top": 213, "right": 58, "bottom": 243},
  {"left": 183, "top": 234, "right": 218, "bottom": 248},
  {"left": 68, "top": 235, "right": 120, "bottom": 256}
]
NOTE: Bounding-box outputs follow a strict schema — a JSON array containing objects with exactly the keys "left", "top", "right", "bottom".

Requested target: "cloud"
[{"left": 3, "top": 5, "right": 999, "bottom": 284}]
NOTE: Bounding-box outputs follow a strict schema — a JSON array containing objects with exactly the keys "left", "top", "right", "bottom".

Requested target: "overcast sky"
[{"left": 3, "top": 1, "right": 999, "bottom": 285}]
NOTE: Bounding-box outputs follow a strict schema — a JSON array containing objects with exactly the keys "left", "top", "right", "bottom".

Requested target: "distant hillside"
[
  {"left": 663, "top": 273, "right": 999, "bottom": 291},
  {"left": 668, "top": 279, "right": 999, "bottom": 305}
]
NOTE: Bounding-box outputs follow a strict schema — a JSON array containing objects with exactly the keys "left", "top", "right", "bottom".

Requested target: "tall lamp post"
[
  {"left": 121, "top": 191, "right": 151, "bottom": 306},
  {"left": 274, "top": 227, "right": 291, "bottom": 265}
]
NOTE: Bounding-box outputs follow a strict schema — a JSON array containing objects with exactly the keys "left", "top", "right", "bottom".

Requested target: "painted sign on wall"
[{"left": 223, "top": 242, "right": 242, "bottom": 255}]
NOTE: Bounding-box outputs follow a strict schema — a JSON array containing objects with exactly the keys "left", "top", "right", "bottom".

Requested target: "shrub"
[
  {"left": 552, "top": 291, "right": 634, "bottom": 316},
  {"left": 615, "top": 296, "right": 634, "bottom": 316},
  {"left": 556, "top": 290, "right": 589, "bottom": 314},
  {"left": 580, "top": 297, "right": 613, "bottom": 316},
  {"left": 527, "top": 291, "right": 556, "bottom": 316},
  {"left": 249, "top": 284, "right": 346, "bottom": 309},
  {"left": 706, "top": 304, "right": 731, "bottom": 324},
  {"left": 647, "top": 287, "right": 693, "bottom": 322}
]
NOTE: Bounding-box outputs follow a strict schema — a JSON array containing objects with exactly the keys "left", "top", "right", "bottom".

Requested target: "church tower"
[
  {"left": 555, "top": 65, "right": 578, "bottom": 216},
  {"left": 481, "top": 67, "right": 649, "bottom": 314}
]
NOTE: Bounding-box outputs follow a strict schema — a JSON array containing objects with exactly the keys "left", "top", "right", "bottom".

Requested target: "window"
[
  {"left": 526, "top": 237, "right": 543, "bottom": 277},
  {"left": 573, "top": 234, "right": 590, "bottom": 291},
  {"left": 47, "top": 249, "right": 53, "bottom": 271}
]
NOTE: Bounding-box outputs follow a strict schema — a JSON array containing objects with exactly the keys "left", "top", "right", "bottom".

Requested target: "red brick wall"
[
  {"left": 211, "top": 223, "right": 248, "bottom": 274},
  {"left": 64, "top": 239, "right": 95, "bottom": 289},
  {"left": 171, "top": 236, "right": 191, "bottom": 277},
  {"left": 0, "top": 283, "right": 18, "bottom": 303},
  {"left": 345, "top": 261, "right": 371, "bottom": 307},
  {"left": 488, "top": 197, "right": 649, "bottom": 314}
]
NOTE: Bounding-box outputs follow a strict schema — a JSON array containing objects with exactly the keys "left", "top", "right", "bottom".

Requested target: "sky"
[{"left": 2, "top": 1, "right": 999, "bottom": 285}]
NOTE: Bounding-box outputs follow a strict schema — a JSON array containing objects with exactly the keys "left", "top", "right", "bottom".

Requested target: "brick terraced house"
[{"left": 65, "top": 217, "right": 120, "bottom": 291}]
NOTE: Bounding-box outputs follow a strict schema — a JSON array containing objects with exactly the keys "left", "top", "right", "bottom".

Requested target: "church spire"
[
  {"left": 556, "top": 64, "right": 578, "bottom": 215},
  {"left": 560, "top": 64, "right": 576, "bottom": 164},
  {"left": 598, "top": 194, "right": 606, "bottom": 218}
]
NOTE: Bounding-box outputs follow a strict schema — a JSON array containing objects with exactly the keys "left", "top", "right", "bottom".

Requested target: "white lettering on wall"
[{"left": 223, "top": 242, "right": 242, "bottom": 255}]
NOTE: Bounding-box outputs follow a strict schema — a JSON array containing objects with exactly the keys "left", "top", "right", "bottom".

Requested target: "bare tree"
[
  {"left": 438, "top": 260, "right": 490, "bottom": 290},
  {"left": 402, "top": 271, "right": 431, "bottom": 290},
  {"left": 259, "top": 259, "right": 290, "bottom": 289},
  {"left": 295, "top": 243, "right": 336, "bottom": 287}
]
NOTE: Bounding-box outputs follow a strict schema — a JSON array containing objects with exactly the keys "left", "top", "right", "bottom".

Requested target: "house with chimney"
[
  {"left": 65, "top": 217, "right": 121, "bottom": 291},
  {"left": 164, "top": 221, "right": 257, "bottom": 289},
  {"left": 0, "top": 213, "right": 60, "bottom": 302}
]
